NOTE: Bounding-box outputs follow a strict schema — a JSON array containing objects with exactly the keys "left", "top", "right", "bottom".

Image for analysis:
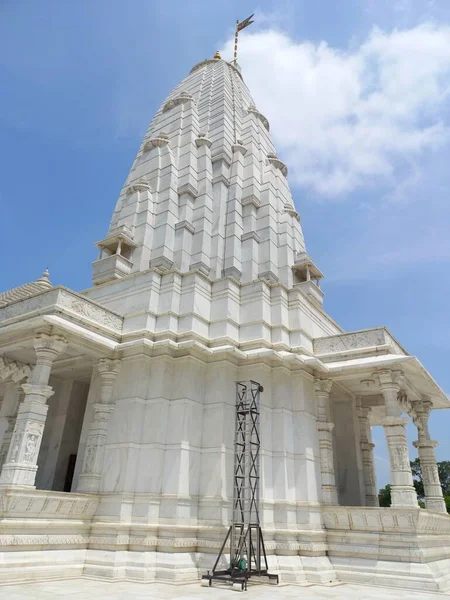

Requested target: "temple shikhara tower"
[{"left": 0, "top": 50, "right": 449, "bottom": 592}]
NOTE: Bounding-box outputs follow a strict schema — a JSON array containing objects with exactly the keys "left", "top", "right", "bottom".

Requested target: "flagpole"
[{"left": 233, "top": 14, "right": 254, "bottom": 65}]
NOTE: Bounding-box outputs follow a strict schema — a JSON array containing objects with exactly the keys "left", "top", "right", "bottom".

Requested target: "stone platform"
[{"left": 1, "top": 579, "right": 448, "bottom": 600}]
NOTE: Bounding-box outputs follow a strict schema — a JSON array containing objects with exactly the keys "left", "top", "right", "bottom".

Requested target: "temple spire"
[{"left": 94, "top": 51, "right": 324, "bottom": 298}]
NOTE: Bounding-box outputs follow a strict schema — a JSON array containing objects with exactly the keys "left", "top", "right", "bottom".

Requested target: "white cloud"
[{"left": 221, "top": 23, "right": 450, "bottom": 197}]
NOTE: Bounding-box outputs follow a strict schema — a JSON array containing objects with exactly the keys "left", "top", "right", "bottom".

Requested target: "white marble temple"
[{"left": 0, "top": 52, "right": 449, "bottom": 591}]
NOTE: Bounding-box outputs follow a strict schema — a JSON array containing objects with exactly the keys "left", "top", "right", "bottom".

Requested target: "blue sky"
[{"left": 1, "top": 0, "right": 449, "bottom": 488}]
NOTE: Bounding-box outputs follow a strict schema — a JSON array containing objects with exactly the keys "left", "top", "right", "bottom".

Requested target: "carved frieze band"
[{"left": 0, "top": 289, "right": 123, "bottom": 333}]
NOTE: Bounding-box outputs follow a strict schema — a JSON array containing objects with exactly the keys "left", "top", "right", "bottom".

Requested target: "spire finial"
[
  {"left": 213, "top": 50, "right": 221, "bottom": 60},
  {"left": 234, "top": 14, "right": 255, "bottom": 64},
  {"left": 37, "top": 267, "right": 52, "bottom": 289}
]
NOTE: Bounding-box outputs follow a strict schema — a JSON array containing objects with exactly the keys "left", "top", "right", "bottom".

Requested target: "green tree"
[
  {"left": 445, "top": 496, "right": 450, "bottom": 512},
  {"left": 378, "top": 484, "right": 391, "bottom": 507},
  {"left": 378, "top": 461, "right": 450, "bottom": 513}
]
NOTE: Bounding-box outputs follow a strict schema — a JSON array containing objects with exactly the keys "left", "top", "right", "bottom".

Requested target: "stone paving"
[{"left": 0, "top": 579, "right": 448, "bottom": 600}]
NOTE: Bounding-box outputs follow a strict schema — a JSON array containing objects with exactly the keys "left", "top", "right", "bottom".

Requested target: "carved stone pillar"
[
  {"left": 0, "top": 332, "right": 67, "bottom": 487},
  {"left": 356, "top": 398, "right": 379, "bottom": 506},
  {"left": 314, "top": 378, "right": 338, "bottom": 505},
  {"left": 412, "top": 399, "right": 446, "bottom": 513},
  {"left": 77, "top": 358, "right": 120, "bottom": 493},
  {"left": 377, "top": 370, "right": 418, "bottom": 508},
  {"left": 0, "top": 384, "right": 24, "bottom": 470}
]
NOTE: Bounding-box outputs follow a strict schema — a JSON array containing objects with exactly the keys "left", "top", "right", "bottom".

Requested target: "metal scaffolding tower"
[{"left": 201, "top": 380, "right": 279, "bottom": 591}]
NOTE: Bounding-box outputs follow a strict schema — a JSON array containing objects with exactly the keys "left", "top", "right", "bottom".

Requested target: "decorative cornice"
[
  {"left": 212, "top": 174, "right": 230, "bottom": 187},
  {"left": 267, "top": 153, "right": 288, "bottom": 177},
  {"left": 143, "top": 133, "right": 170, "bottom": 151},
  {"left": 149, "top": 256, "right": 174, "bottom": 272},
  {"left": 126, "top": 176, "right": 152, "bottom": 194},
  {"left": 241, "top": 194, "right": 261, "bottom": 209},
  {"left": 241, "top": 231, "right": 260, "bottom": 243},
  {"left": 195, "top": 135, "right": 212, "bottom": 149},
  {"left": 247, "top": 105, "right": 270, "bottom": 131},
  {"left": 175, "top": 220, "right": 195, "bottom": 235},
  {"left": 211, "top": 151, "right": 232, "bottom": 167},
  {"left": 283, "top": 203, "right": 300, "bottom": 221},
  {"left": 177, "top": 183, "right": 198, "bottom": 198},
  {"left": 231, "top": 143, "right": 247, "bottom": 155},
  {"left": 162, "top": 92, "right": 194, "bottom": 113}
]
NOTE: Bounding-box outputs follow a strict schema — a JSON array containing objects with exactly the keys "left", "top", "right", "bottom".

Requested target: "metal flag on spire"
[{"left": 234, "top": 14, "right": 254, "bottom": 64}]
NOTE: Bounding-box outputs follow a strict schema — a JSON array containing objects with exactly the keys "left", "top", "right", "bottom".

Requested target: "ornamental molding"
[
  {"left": 267, "top": 153, "right": 288, "bottom": 177},
  {"left": 177, "top": 183, "right": 198, "bottom": 198},
  {"left": 231, "top": 142, "right": 247, "bottom": 155},
  {"left": 126, "top": 176, "right": 152, "bottom": 194},
  {"left": 0, "top": 534, "right": 89, "bottom": 546},
  {"left": 143, "top": 133, "right": 170, "bottom": 152},
  {"left": 58, "top": 290, "right": 123, "bottom": 333},
  {"left": 162, "top": 92, "right": 194, "bottom": 113},
  {"left": 211, "top": 150, "right": 232, "bottom": 167},
  {"left": 241, "top": 231, "right": 260, "bottom": 243},
  {"left": 0, "top": 490, "right": 98, "bottom": 519},
  {"left": 314, "top": 378, "right": 333, "bottom": 396},
  {"left": 195, "top": 135, "right": 212, "bottom": 149},
  {"left": 241, "top": 194, "right": 261, "bottom": 209},
  {"left": 175, "top": 220, "right": 195, "bottom": 235},
  {"left": 0, "top": 286, "right": 122, "bottom": 335},
  {"left": 322, "top": 506, "right": 450, "bottom": 535},
  {"left": 0, "top": 356, "right": 32, "bottom": 383},
  {"left": 283, "top": 203, "right": 300, "bottom": 221},
  {"left": 212, "top": 174, "right": 230, "bottom": 187},
  {"left": 247, "top": 105, "right": 270, "bottom": 131},
  {"left": 314, "top": 328, "right": 405, "bottom": 356}
]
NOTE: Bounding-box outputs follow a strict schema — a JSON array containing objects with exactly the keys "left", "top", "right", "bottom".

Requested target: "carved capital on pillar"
[
  {"left": 375, "top": 369, "right": 405, "bottom": 417},
  {"left": 374, "top": 368, "right": 403, "bottom": 390},
  {"left": 97, "top": 358, "right": 121, "bottom": 405},
  {"left": 361, "top": 442, "right": 375, "bottom": 451},
  {"left": 314, "top": 378, "right": 332, "bottom": 396},
  {"left": 383, "top": 415, "right": 409, "bottom": 427},
  {"left": 34, "top": 331, "right": 67, "bottom": 364},
  {"left": 97, "top": 357, "right": 121, "bottom": 376},
  {"left": 413, "top": 439, "right": 438, "bottom": 449},
  {"left": 21, "top": 383, "right": 54, "bottom": 404},
  {"left": 317, "top": 421, "right": 334, "bottom": 432}
]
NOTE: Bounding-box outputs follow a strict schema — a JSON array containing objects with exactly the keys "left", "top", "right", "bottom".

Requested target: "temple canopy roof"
[{"left": 0, "top": 269, "right": 52, "bottom": 308}]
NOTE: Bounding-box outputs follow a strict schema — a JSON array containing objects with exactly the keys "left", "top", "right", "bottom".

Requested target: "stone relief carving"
[
  {"left": 58, "top": 290, "right": 122, "bottom": 332},
  {"left": 24, "top": 433, "right": 40, "bottom": 463},
  {"left": 82, "top": 440, "right": 99, "bottom": 474},
  {"left": 422, "top": 464, "right": 439, "bottom": 484},
  {"left": 9, "top": 433, "right": 23, "bottom": 463},
  {"left": 390, "top": 444, "right": 410, "bottom": 470},
  {"left": 314, "top": 329, "right": 385, "bottom": 354},
  {"left": 0, "top": 356, "right": 31, "bottom": 383}
]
